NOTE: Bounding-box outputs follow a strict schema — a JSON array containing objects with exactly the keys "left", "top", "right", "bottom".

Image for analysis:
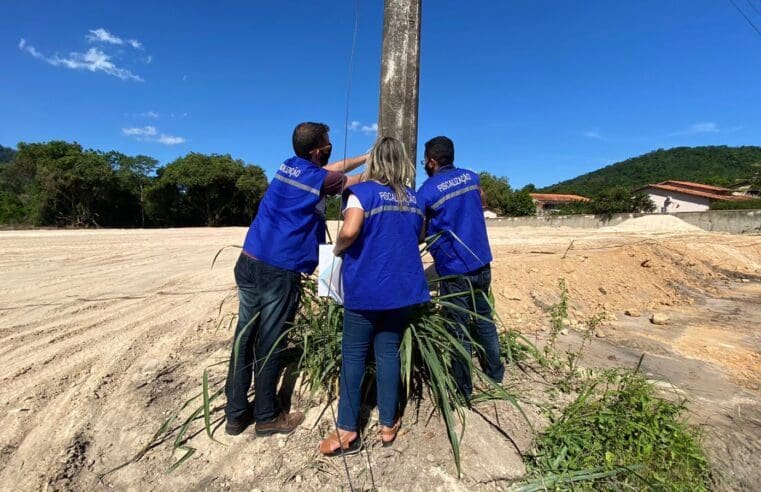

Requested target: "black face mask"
[
  {"left": 319, "top": 148, "right": 331, "bottom": 167},
  {"left": 425, "top": 162, "right": 435, "bottom": 177}
]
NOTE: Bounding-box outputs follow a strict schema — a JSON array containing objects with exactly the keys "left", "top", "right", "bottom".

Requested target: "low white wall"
[{"left": 487, "top": 210, "right": 761, "bottom": 234}]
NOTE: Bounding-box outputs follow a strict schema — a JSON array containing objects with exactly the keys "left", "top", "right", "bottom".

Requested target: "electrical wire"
[
  {"left": 744, "top": 0, "right": 761, "bottom": 20},
  {"left": 323, "top": 1, "right": 366, "bottom": 491},
  {"left": 727, "top": 0, "right": 761, "bottom": 39}
]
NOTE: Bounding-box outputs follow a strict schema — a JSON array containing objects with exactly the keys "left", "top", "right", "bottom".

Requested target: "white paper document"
[{"left": 317, "top": 244, "right": 344, "bottom": 304}]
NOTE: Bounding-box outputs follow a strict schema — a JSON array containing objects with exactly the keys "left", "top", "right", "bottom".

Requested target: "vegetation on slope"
[
  {"left": 542, "top": 146, "right": 761, "bottom": 197},
  {"left": 0, "top": 144, "right": 16, "bottom": 163}
]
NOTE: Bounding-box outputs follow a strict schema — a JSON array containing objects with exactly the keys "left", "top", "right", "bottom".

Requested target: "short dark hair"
[
  {"left": 292, "top": 122, "right": 330, "bottom": 159},
  {"left": 424, "top": 136, "right": 454, "bottom": 167}
]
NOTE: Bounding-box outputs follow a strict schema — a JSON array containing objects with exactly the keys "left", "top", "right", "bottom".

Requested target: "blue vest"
[
  {"left": 418, "top": 167, "right": 493, "bottom": 276},
  {"left": 341, "top": 182, "right": 431, "bottom": 311},
  {"left": 243, "top": 156, "right": 327, "bottom": 273}
]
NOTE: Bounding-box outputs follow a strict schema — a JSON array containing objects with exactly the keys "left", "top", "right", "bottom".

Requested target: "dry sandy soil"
[{"left": 1, "top": 219, "right": 760, "bottom": 490}]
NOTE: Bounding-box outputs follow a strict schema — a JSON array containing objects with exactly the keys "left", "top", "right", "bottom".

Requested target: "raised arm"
[{"left": 323, "top": 153, "right": 368, "bottom": 173}]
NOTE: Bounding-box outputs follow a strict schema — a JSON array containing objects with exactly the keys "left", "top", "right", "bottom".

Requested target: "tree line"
[
  {"left": 0, "top": 142, "right": 268, "bottom": 227},
  {"left": 477, "top": 175, "right": 656, "bottom": 217},
  {"left": 0, "top": 140, "right": 672, "bottom": 228}
]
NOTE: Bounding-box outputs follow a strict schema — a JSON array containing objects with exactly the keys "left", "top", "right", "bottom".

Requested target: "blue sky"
[{"left": 2, "top": 1, "right": 760, "bottom": 188}]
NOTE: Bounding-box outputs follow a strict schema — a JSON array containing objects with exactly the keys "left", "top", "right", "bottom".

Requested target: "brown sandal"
[
  {"left": 379, "top": 419, "right": 401, "bottom": 447},
  {"left": 319, "top": 430, "right": 361, "bottom": 456}
]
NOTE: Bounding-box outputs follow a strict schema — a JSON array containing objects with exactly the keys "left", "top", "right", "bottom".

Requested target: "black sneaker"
[{"left": 225, "top": 412, "right": 254, "bottom": 436}]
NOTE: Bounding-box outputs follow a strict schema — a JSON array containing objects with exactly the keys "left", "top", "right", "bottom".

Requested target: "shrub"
[
  {"left": 522, "top": 370, "right": 710, "bottom": 491},
  {"left": 710, "top": 198, "right": 761, "bottom": 210}
]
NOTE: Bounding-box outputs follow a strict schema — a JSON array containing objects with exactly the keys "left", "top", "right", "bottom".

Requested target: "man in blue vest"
[
  {"left": 417, "top": 136, "right": 504, "bottom": 398},
  {"left": 225, "top": 122, "right": 366, "bottom": 436}
]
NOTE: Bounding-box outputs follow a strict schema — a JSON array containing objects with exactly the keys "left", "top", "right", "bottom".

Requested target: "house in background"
[
  {"left": 483, "top": 207, "right": 499, "bottom": 219},
  {"left": 636, "top": 180, "right": 751, "bottom": 213},
  {"left": 530, "top": 193, "right": 590, "bottom": 215},
  {"left": 728, "top": 179, "right": 760, "bottom": 198}
]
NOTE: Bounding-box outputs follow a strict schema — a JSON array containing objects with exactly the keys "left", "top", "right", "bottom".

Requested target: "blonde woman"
[{"left": 319, "top": 137, "right": 430, "bottom": 455}]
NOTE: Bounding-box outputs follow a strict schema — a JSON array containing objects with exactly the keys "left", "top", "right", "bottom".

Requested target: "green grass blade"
[{"left": 211, "top": 245, "right": 242, "bottom": 270}]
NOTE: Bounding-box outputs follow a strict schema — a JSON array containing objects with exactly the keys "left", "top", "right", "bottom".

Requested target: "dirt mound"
[{"left": 604, "top": 214, "right": 702, "bottom": 233}]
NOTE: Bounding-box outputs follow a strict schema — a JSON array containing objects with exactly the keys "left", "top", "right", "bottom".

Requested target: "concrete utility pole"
[{"left": 379, "top": 0, "right": 422, "bottom": 163}]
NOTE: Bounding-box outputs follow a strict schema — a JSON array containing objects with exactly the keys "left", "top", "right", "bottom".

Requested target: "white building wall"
[
  {"left": 645, "top": 188, "right": 711, "bottom": 213},
  {"left": 483, "top": 209, "right": 498, "bottom": 219}
]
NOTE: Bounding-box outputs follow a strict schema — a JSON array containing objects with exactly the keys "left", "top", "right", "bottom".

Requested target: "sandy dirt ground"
[{"left": 1, "top": 223, "right": 760, "bottom": 490}]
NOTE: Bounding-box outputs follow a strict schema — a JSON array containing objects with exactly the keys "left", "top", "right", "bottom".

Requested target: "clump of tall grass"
[
  {"left": 282, "top": 278, "right": 530, "bottom": 477},
  {"left": 519, "top": 367, "right": 710, "bottom": 491},
  {"left": 110, "top": 243, "right": 531, "bottom": 476}
]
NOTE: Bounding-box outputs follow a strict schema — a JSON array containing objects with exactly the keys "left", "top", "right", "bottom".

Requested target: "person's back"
[
  {"left": 243, "top": 156, "right": 328, "bottom": 273},
  {"left": 417, "top": 136, "right": 503, "bottom": 398},
  {"left": 225, "top": 122, "right": 367, "bottom": 438},
  {"left": 418, "top": 166, "right": 492, "bottom": 275},
  {"left": 341, "top": 181, "right": 429, "bottom": 310}
]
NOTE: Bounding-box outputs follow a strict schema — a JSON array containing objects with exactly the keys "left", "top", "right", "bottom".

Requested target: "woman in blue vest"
[{"left": 319, "top": 137, "right": 430, "bottom": 456}]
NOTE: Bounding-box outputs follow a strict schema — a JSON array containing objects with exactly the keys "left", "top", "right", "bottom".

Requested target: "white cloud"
[
  {"left": 581, "top": 130, "right": 602, "bottom": 139},
  {"left": 182, "top": 75, "right": 188, "bottom": 81},
  {"left": 19, "top": 38, "right": 143, "bottom": 81},
  {"left": 157, "top": 134, "right": 185, "bottom": 145},
  {"left": 141, "top": 111, "right": 160, "bottom": 119},
  {"left": 145, "top": 55, "right": 153, "bottom": 64},
  {"left": 688, "top": 122, "right": 719, "bottom": 134},
  {"left": 87, "top": 28, "right": 142, "bottom": 49},
  {"left": 361, "top": 123, "right": 378, "bottom": 135},
  {"left": 122, "top": 126, "right": 185, "bottom": 145},
  {"left": 348, "top": 121, "right": 378, "bottom": 136},
  {"left": 122, "top": 126, "right": 157, "bottom": 136},
  {"left": 670, "top": 122, "right": 742, "bottom": 137}
]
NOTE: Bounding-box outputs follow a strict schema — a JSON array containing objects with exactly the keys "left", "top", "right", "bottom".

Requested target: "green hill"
[
  {"left": 541, "top": 146, "right": 761, "bottom": 197},
  {"left": 0, "top": 144, "right": 16, "bottom": 163}
]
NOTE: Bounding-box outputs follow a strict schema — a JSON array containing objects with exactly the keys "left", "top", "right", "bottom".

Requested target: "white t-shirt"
[{"left": 343, "top": 193, "right": 364, "bottom": 215}]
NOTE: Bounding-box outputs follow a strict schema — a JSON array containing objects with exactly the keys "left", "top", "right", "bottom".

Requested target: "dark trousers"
[
  {"left": 225, "top": 254, "right": 301, "bottom": 422},
  {"left": 439, "top": 264, "right": 504, "bottom": 397},
  {"left": 336, "top": 307, "right": 412, "bottom": 432}
]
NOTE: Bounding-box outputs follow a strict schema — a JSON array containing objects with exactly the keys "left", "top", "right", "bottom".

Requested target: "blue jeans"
[
  {"left": 439, "top": 264, "right": 504, "bottom": 397},
  {"left": 225, "top": 254, "right": 301, "bottom": 422},
  {"left": 336, "top": 307, "right": 412, "bottom": 432}
]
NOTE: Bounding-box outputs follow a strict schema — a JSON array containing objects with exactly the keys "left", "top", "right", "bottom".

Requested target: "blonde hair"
[{"left": 364, "top": 137, "right": 415, "bottom": 201}]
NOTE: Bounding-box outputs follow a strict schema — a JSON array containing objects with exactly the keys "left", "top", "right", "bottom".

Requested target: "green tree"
[
  {"left": 504, "top": 189, "right": 536, "bottom": 216},
  {"left": 3, "top": 141, "right": 119, "bottom": 226},
  {"left": 236, "top": 165, "right": 268, "bottom": 220},
  {"left": 0, "top": 144, "right": 16, "bottom": 164},
  {"left": 589, "top": 186, "right": 655, "bottom": 216},
  {"left": 479, "top": 172, "right": 511, "bottom": 214},
  {"left": 479, "top": 172, "right": 536, "bottom": 216},
  {"left": 105, "top": 151, "right": 158, "bottom": 226},
  {"left": 325, "top": 196, "right": 342, "bottom": 221},
  {"left": 147, "top": 153, "right": 267, "bottom": 226},
  {"left": 710, "top": 198, "right": 761, "bottom": 210}
]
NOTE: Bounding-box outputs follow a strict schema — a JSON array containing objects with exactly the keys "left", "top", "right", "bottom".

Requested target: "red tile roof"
[
  {"left": 661, "top": 180, "right": 729, "bottom": 193},
  {"left": 530, "top": 193, "right": 590, "bottom": 203},
  {"left": 640, "top": 183, "right": 751, "bottom": 201}
]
